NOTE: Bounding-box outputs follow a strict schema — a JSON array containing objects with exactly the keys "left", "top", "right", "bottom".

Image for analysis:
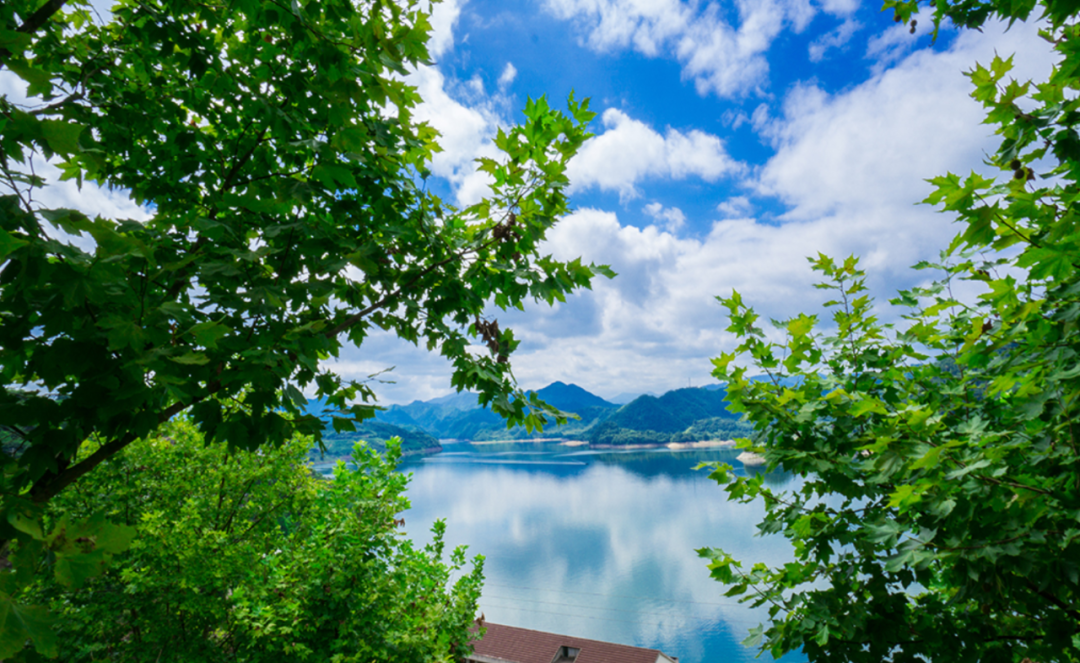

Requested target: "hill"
[
  {"left": 375, "top": 382, "right": 617, "bottom": 441},
  {"left": 303, "top": 399, "right": 441, "bottom": 459},
  {"left": 604, "top": 387, "right": 740, "bottom": 433},
  {"left": 533, "top": 381, "right": 615, "bottom": 411},
  {"left": 587, "top": 388, "right": 751, "bottom": 447},
  {"left": 369, "top": 382, "right": 751, "bottom": 447}
]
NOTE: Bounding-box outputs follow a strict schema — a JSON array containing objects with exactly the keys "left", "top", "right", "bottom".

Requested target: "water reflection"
[{"left": 386, "top": 442, "right": 807, "bottom": 663}]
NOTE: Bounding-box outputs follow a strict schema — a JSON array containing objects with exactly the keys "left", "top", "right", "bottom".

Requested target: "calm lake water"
[{"left": 387, "top": 442, "right": 808, "bottom": 663}]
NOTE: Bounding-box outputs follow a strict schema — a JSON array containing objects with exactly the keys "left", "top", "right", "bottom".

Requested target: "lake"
[{"left": 392, "top": 442, "right": 808, "bottom": 663}]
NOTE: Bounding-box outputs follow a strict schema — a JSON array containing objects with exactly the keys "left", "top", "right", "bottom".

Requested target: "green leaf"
[
  {"left": 911, "top": 445, "right": 945, "bottom": 470},
  {"left": 0, "top": 597, "right": 57, "bottom": 659},
  {"left": 40, "top": 121, "right": 85, "bottom": 156},
  {"left": 169, "top": 352, "right": 211, "bottom": 365},
  {"left": 4, "top": 61, "right": 52, "bottom": 97},
  {"left": 188, "top": 321, "right": 231, "bottom": 349},
  {"left": 0, "top": 229, "right": 27, "bottom": 261},
  {"left": 53, "top": 549, "right": 108, "bottom": 589},
  {"left": 0, "top": 30, "right": 32, "bottom": 53},
  {"left": 40, "top": 208, "right": 94, "bottom": 236},
  {"left": 6, "top": 508, "right": 43, "bottom": 541},
  {"left": 285, "top": 384, "right": 307, "bottom": 408}
]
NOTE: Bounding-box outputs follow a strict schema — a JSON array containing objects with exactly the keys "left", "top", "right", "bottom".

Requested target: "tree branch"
[
  {"left": 17, "top": 0, "right": 69, "bottom": 34},
  {"left": 29, "top": 389, "right": 216, "bottom": 503}
]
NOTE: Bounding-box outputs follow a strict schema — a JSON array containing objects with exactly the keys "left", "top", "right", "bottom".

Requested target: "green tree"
[
  {"left": 0, "top": 0, "right": 605, "bottom": 655},
  {"left": 27, "top": 420, "right": 483, "bottom": 663},
  {"left": 702, "top": 1, "right": 1080, "bottom": 661}
]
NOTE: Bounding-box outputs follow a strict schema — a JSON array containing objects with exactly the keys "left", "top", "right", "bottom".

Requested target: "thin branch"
[
  {"left": 17, "top": 0, "right": 70, "bottom": 34},
  {"left": 28, "top": 390, "right": 214, "bottom": 503},
  {"left": 1024, "top": 579, "right": 1080, "bottom": 621}
]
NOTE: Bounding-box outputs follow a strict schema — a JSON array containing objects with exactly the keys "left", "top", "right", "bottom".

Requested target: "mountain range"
[
  {"left": 366, "top": 381, "right": 752, "bottom": 448},
  {"left": 304, "top": 381, "right": 752, "bottom": 457}
]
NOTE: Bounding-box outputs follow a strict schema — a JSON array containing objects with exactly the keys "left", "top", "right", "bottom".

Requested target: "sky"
[
  {"left": 2, "top": 0, "right": 1061, "bottom": 404},
  {"left": 330, "top": 0, "right": 1059, "bottom": 403}
]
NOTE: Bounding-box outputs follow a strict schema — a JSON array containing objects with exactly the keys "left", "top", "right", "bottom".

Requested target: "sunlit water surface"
[{"left": 320, "top": 442, "right": 807, "bottom": 663}]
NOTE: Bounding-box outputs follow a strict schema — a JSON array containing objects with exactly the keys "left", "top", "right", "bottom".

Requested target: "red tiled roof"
[{"left": 469, "top": 622, "right": 675, "bottom": 663}]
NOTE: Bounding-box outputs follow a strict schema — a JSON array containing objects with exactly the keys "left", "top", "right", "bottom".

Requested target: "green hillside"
[
  {"left": 374, "top": 383, "right": 618, "bottom": 441},
  {"left": 588, "top": 389, "right": 750, "bottom": 446},
  {"left": 304, "top": 399, "right": 441, "bottom": 459},
  {"left": 311, "top": 422, "right": 441, "bottom": 459},
  {"left": 604, "top": 387, "right": 740, "bottom": 432},
  {"left": 372, "top": 383, "right": 749, "bottom": 447}
]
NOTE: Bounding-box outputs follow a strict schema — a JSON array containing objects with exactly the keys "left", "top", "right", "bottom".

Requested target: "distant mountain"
[
  {"left": 533, "top": 381, "right": 615, "bottom": 411},
  {"left": 375, "top": 382, "right": 617, "bottom": 441},
  {"left": 608, "top": 391, "right": 655, "bottom": 404},
  {"left": 605, "top": 387, "right": 739, "bottom": 433},
  {"left": 303, "top": 399, "right": 441, "bottom": 458},
  {"left": 364, "top": 383, "right": 750, "bottom": 447},
  {"left": 587, "top": 387, "right": 750, "bottom": 447},
  {"left": 376, "top": 392, "right": 502, "bottom": 439}
]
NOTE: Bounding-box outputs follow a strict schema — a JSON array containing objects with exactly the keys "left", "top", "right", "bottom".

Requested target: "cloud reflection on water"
[{"left": 398, "top": 444, "right": 808, "bottom": 663}]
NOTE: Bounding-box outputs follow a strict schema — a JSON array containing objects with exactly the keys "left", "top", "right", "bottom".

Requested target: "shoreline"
[
  {"left": 459, "top": 437, "right": 570, "bottom": 445},
  {"left": 310, "top": 444, "right": 443, "bottom": 464},
  {"left": 444, "top": 438, "right": 738, "bottom": 450},
  {"left": 586, "top": 439, "right": 739, "bottom": 451}
]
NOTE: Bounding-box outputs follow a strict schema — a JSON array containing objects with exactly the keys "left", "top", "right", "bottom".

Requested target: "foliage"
[
  {"left": 587, "top": 421, "right": 672, "bottom": 447},
  {"left": 588, "top": 418, "right": 751, "bottom": 447},
  {"left": 702, "top": 1, "right": 1080, "bottom": 661},
  {"left": 669, "top": 417, "right": 752, "bottom": 444},
  {"left": 604, "top": 388, "right": 741, "bottom": 435},
  {"left": 25, "top": 420, "right": 483, "bottom": 662},
  {"left": 0, "top": 0, "right": 606, "bottom": 653},
  {"left": 315, "top": 419, "right": 441, "bottom": 459}
]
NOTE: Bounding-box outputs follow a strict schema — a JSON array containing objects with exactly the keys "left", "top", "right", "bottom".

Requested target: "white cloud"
[
  {"left": 425, "top": 0, "right": 465, "bottom": 58},
  {"left": 1, "top": 70, "right": 153, "bottom": 239},
  {"left": 716, "top": 196, "right": 752, "bottom": 218},
  {"left": 567, "top": 108, "right": 742, "bottom": 199},
  {"left": 643, "top": 202, "right": 686, "bottom": 232},
  {"left": 498, "top": 62, "right": 518, "bottom": 88},
  {"left": 407, "top": 65, "right": 508, "bottom": 205},
  {"left": 543, "top": 0, "right": 854, "bottom": 98},
  {"left": 335, "top": 17, "right": 1060, "bottom": 403},
  {"left": 864, "top": 7, "right": 941, "bottom": 69},
  {"left": 757, "top": 20, "right": 1056, "bottom": 221},
  {"left": 808, "top": 18, "right": 861, "bottom": 62}
]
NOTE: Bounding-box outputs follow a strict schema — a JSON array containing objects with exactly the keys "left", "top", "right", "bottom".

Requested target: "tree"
[
  {"left": 24, "top": 420, "right": 483, "bottom": 663},
  {"left": 0, "top": 0, "right": 606, "bottom": 655},
  {"left": 702, "top": 1, "right": 1080, "bottom": 661}
]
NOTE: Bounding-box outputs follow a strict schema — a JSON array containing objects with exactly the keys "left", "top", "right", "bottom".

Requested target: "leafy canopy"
[
  {"left": 27, "top": 421, "right": 484, "bottom": 663},
  {"left": 703, "top": 0, "right": 1080, "bottom": 661},
  {"left": 0, "top": 0, "right": 606, "bottom": 655}
]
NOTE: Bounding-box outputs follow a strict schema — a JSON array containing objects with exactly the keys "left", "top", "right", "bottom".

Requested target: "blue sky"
[
  {"left": 3, "top": 0, "right": 1060, "bottom": 404},
  {"left": 322, "top": 0, "right": 1059, "bottom": 404}
]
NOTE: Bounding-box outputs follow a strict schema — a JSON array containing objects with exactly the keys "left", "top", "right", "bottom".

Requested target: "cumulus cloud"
[
  {"left": 716, "top": 196, "right": 753, "bottom": 218},
  {"left": 757, "top": 20, "right": 1056, "bottom": 222},
  {"left": 567, "top": 108, "right": 742, "bottom": 199},
  {"left": 498, "top": 62, "right": 518, "bottom": 88},
  {"left": 424, "top": 0, "right": 465, "bottom": 58},
  {"left": 643, "top": 202, "right": 687, "bottom": 233},
  {"left": 543, "top": 0, "right": 855, "bottom": 97},
  {"left": 808, "top": 18, "right": 861, "bottom": 62},
  {"left": 407, "top": 65, "right": 509, "bottom": 205},
  {"left": 336, "top": 17, "right": 1060, "bottom": 403}
]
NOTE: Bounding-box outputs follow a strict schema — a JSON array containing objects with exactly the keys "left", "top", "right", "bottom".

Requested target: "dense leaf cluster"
[
  {"left": 703, "top": 1, "right": 1080, "bottom": 661},
  {"left": 0, "top": 0, "right": 607, "bottom": 656},
  {"left": 27, "top": 421, "right": 482, "bottom": 663},
  {"left": 314, "top": 419, "right": 441, "bottom": 459}
]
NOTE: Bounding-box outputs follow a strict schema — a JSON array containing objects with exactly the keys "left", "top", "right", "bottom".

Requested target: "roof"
[{"left": 468, "top": 622, "right": 677, "bottom": 663}]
